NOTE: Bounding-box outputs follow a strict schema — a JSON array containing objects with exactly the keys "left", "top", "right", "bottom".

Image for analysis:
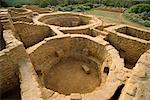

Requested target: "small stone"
[
  {"left": 81, "top": 65, "right": 90, "bottom": 74},
  {"left": 70, "top": 93, "right": 82, "bottom": 100}
]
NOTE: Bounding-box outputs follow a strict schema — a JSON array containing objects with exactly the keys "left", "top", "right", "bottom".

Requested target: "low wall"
[
  {"left": 34, "top": 12, "right": 102, "bottom": 34},
  {"left": 9, "top": 8, "right": 33, "bottom": 17},
  {"left": 119, "top": 49, "right": 150, "bottom": 100},
  {"left": 13, "top": 22, "right": 56, "bottom": 48},
  {"left": 104, "top": 25, "right": 150, "bottom": 69},
  {"left": 27, "top": 34, "right": 108, "bottom": 71},
  {"left": 26, "top": 34, "right": 128, "bottom": 100},
  {"left": 23, "top": 5, "right": 53, "bottom": 14},
  {"left": 12, "top": 16, "right": 33, "bottom": 23},
  {"left": 0, "top": 30, "right": 28, "bottom": 94}
]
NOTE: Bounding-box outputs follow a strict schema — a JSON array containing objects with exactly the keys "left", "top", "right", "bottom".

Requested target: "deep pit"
[
  {"left": 38, "top": 13, "right": 93, "bottom": 27},
  {"left": 13, "top": 22, "right": 56, "bottom": 48},
  {"left": 44, "top": 57, "right": 100, "bottom": 95},
  {"left": 105, "top": 25, "right": 150, "bottom": 69},
  {"left": 26, "top": 34, "right": 123, "bottom": 97},
  {"left": 116, "top": 26, "right": 150, "bottom": 41}
]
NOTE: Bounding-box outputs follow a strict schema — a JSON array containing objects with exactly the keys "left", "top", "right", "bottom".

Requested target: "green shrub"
[
  {"left": 72, "top": 8, "right": 82, "bottom": 12},
  {"left": 128, "top": 4, "right": 150, "bottom": 13},
  {"left": 124, "top": 4, "right": 150, "bottom": 28}
]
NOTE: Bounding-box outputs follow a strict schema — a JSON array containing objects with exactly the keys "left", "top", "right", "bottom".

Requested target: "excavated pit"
[
  {"left": 116, "top": 26, "right": 150, "bottom": 41},
  {"left": 38, "top": 13, "right": 92, "bottom": 27},
  {"left": 45, "top": 57, "right": 100, "bottom": 95},
  {"left": 26, "top": 34, "right": 123, "bottom": 97},
  {"left": 8, "top": 8, "right": 32, "bottom": 17},
  {"left": 34, "top": 12, "right": 102, "bottom": 37},
  {"left": 13, "top": 22, "right": 56, "bottom": 48},
  {"left": 2, "top": 7, "right": 150, "bottom": 100},
  {"left": 104, "top": 25, "right": 150, "bottom": 69}
]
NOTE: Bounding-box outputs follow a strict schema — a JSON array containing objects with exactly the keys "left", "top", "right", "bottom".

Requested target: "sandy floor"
[{"left": 44, "top": 57, "right": 100, "bottom": 95}]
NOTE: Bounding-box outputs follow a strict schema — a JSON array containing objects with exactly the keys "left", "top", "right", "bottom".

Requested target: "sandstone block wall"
[
  {"left": 9, "top": 8, "right": 33, "bottom": 17},
  {"left": 116, "top": 26, "right": 150, "bottom": 41},
  {"left": 104, "top": 25, "right": 150, "bottom": 68},
  {"left": 19, "top": 58, "right": 43, "bottom": 100},
  {"left": 12, "top": 16, "right": 33, "bottom": 23},
  {"left": 14, "top": 22, "right": 55, "bottom": 48},
  {"left": 23, "top": 5, "right": 53, "bottom": 14},
  {"left": 0, "top": 30, "right": 28, "bottom": 93},
  {"left": 119, "top": 49, "right": 150, "bottom": 100},
  {"left": 26, "top": 34, "right": 127, "bottom": 100},
  {"left": 27, "top": 34, "right": 108, "bottom": 71}
]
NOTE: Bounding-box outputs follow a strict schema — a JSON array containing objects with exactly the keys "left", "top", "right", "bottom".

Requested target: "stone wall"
[
  {"left": 0, "top": 30, "right": 28, "bottom": 94},
  {"left": 27, "top": 34, "right": 108, "bottom": 71},
  {"left": 104, "top": 25, "right": 150, "bottom": 69},
  {"left": 116, "top": 26, "right": 150, "bottom": 41},
  {"left": 119, "top": 49, "right": 150, "bottom": 100},
  {"left": 12, "top": 16, "right": 33, "bottom": 23},
  {"left": 9, "top": 8, "right": 33, "bottom": 17},
  {"left": 38, "top": 12, "right": 92, "bottom": 26},
  {"left": 19, "top": 58, "right": 43, "bottom": 100},
  {"left": 23, "top": 5, "right": 53, "bottom": 14},
  {"left": 26, "top": 34, "right": 129, "bottom": 100},
  {"left": 13, "top": 22, "right": 55, "bottom": 48}
]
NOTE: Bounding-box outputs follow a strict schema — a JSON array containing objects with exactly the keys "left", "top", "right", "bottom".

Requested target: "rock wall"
[
  {"left": 116, "top": 26, "right": 150, "bottom": 41},
  {"left": 105, "top": 25, "right": 150, "bottom": 69},
  {"left": 0, "top": 30, "right": 28, "bottom": 93},
  {"left": 14, "top": 22, "right": 55, "bottom": 48},
  {"left": 23, "top": 5, "right": 52, "bottom": 14},
  {"left": 27, "top": 34, "right": 108, "bottom": 71},
  {"left": 9, "top": 8, "right": 33, "bottom": 17},
  {"left": 119, "top": 49, "right": 150, "bottom": 100},
  {"left": 12, "top": 16, "right": 33, "bottom": 23},
  {"left": 26, "top": 34, "right": 128, "bottom": 100}
]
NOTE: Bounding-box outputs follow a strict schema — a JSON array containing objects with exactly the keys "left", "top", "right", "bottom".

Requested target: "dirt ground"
[{"left": 44, "top": 57, "right": 100, "bottom": 95}]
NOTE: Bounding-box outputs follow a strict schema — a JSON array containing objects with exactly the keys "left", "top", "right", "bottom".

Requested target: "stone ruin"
[{"left": 0, "top": 5, "right": 150, "bottom": 100}]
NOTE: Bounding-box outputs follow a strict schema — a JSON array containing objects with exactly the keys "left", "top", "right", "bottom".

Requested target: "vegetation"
[
  {"left": 124, "top": 4, "right": 150, "bottom": 27},
  {"left": 1, "top": 0, "right": 150, "bottom": 8}
]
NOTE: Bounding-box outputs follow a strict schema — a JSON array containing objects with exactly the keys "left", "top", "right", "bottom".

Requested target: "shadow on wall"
[
  {"left": 0, "top": 23, "right": 6, "bottom": 51},
  {"left": 13, "top": 22, "right": 56, "bottom": 48},
  {"left": 104, "top": 25, "right": 150, "bottom": 69}
]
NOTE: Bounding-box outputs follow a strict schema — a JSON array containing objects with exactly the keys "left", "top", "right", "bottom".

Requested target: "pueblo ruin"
[{"left": 0, "top": 5, "right": 150, "bottom": 100}]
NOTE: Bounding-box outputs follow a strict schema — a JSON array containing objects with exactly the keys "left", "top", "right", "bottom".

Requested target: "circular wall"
[{"left": 27, "top": 34, "right": 126, "bottom": 99}]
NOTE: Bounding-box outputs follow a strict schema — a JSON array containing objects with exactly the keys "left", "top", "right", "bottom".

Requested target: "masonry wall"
[
  {"left": 116, "top": 27, "right": 150, "bottom": 41},
  {"left": 38, "top": 13, "right": 91, "bottom": 26},
  {"left": 61, "top": 28, "right": 92, "bottom": 36},
  {"left": 119, "top": 49, "right": 150, "bottom": 100},
  {"left": 105, "top": 25, "right": 150, "bottom": 68},
  {"left": 27, "top": 35, "right": 108, "bottom": 72},
  {"left": 106, "top": 33, "right": 150, "bottom": 68},
  {"left": 9, "top": 8, "right": 33, "bottom": 17},
  {"left": 0, "top": 30, "right": 28, "bottom": 93},
  {"left": 44, "top": 16, "right": 82, "bottom": 27},
  {"left": 26, "top": 34, "right": 127, "bottom": 100},
  {"left": 14, "top": 22, "right": 55, "bottom": 48},
  {"left": 12, "top": 16, "right": 33, "bottom": 23},
  {"left": 23, "top": 5, "right": 52, "bottom": 14}
]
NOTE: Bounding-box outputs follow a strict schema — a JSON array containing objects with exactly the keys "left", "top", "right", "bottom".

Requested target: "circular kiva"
[
  {"left": 26, "top": 34, "right": 126, "bottom": 99},
  {"left": 8, "top": 8, "right": 32, "bottom": 17},
  {"left": 34, "top": 12, "right": 102, "bottom": 34}
]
